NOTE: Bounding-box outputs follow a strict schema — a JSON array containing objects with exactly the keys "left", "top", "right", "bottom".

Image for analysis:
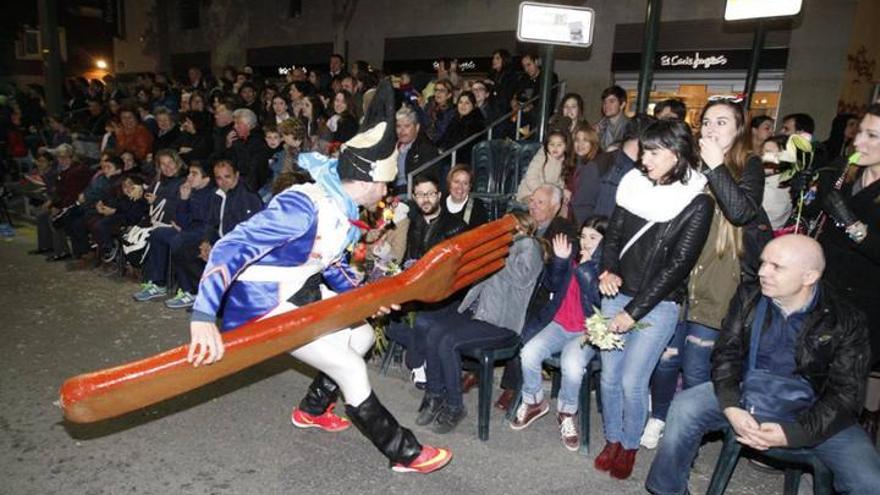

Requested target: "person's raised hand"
[
  {"left": 699, "top": 137, "right": 725, "bottom": 170},
  {"left": 552, "top": 233, "right": 572, "bottom": 259}
]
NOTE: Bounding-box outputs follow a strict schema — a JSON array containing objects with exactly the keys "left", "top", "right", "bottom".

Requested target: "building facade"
[{"left": 112, "top": 0, "right": 870, "bottom": 136}]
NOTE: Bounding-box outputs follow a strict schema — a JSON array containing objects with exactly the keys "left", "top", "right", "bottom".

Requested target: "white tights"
[{"left": 289, "top": 322, "right": 375, "bottom": 408}]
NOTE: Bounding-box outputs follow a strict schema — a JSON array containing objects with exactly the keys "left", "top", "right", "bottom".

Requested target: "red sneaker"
[
  {"left": 610, "top": 448, "right": 638, "bottom": 479},
  {"left": 291, "top": 403, "right": 351, "bottom": 432},
  {"left": 391, "top": 445, "right": 453, "bottom": 474},
  {"left": 594, "top": 441, "right": 622, "bottom": 471}
]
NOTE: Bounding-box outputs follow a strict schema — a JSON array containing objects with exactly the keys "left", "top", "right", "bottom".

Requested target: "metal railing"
[{"left": 405, "top": 80, "right": 566, "bottom": 196}]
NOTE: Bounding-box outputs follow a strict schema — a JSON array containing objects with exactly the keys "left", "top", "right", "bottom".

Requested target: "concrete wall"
[
  {"left": 117, "top": 0, "right": 856, "bottom": 135},
  {"left": 113, "top": 0, "right": 159, "bottom": 74}
]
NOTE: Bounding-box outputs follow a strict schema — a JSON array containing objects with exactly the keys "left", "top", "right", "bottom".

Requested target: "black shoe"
[
  {"left": 46, "top": 253, "right": 71, "bottom": 262},
  {"left": 415, "top": 394, "right": 445, "bottom": 426},
  {"left": 28, "top": 248, "right": 52, "bottom": 255},
  {"left": 297, "top": 373, "right": 340, "bottom": 416},
  {"left": 431, "top": 405, "right": 467, "bottom": 435}
]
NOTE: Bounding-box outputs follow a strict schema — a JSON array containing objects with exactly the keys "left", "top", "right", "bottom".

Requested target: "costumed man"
[{"left": 186, "top": 79, "right": 452, "bottom": 475}]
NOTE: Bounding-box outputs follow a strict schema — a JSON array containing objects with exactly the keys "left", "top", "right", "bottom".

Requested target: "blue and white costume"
[{"left": 190, "top": 152, "right": 375, "bottom": 406}]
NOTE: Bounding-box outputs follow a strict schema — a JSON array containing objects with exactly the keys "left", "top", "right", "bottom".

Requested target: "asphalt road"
[{"left": 1, "top": 227, "right": 788, "bottom": 495}]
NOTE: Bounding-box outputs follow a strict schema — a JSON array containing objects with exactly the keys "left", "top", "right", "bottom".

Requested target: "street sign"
[
  {"left": 724, "top": 0, "right": 803, "bottom": 21},
  {"left": 517, "top": 2, "right": 595, "bottom": 48}
]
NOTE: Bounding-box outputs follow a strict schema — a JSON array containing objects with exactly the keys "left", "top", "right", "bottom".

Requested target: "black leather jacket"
[
  {"left": 703, "top": 156, "right": 773, "bottom": 282},
  {"left": 711, "top": 283, "right": 871, "bottom": 448},
  {"left": 600, "top": 194, "right": 713, "bottom": 321},
  {"left": 404, "top": 208, "right": 467, "bottom": 261}
]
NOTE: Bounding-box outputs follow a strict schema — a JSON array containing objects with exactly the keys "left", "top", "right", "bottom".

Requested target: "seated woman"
[
  {"left": 438, "top": 91, "right": 485, "bottom": 165},
  {"left": 509, "top": 216, "right": 605, "bottom": 451},
  {"left": 443, "top": 164, "right": 489, "bottom": 227},
  {"left": 416, "top": 211, "right": 545, "bottom": 434}
]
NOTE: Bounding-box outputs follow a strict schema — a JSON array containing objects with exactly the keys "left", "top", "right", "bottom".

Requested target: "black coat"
[
  {"left": 153, "top": 127, "right": 181, "bottom": 154},
  {"left": 703, "top": 155, "right": 773, "bottom": 282},
  {"left": 443, "top": 196, "right": 489, "bottom": 228},
  {"left": 175, "top": 130, "right": 213, "bottom": 162},
  {"left": 403, "top": 133, "right": 440, "bottom": 178},
  {"left": 601, "top": 194, "right": 714, "bottom": 321},
  {"left": 438, "top": 111, "right": 485, "bottom": 165},
  {"left": 817, "top": 168, "right": 880, "bottom": 363},
  {"left": 712, "top": 283, "right": 871, "bottom": 448},
  {"left": 225, "top": 128, "right": 270, "bottom": 193},
  {"left": 404, "top": 208, "right": 467, "bottom": 262}
]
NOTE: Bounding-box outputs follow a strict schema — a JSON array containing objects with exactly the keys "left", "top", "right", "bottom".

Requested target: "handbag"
[{"left": 740, "top": 297, "right": 816, "bottom": 423}]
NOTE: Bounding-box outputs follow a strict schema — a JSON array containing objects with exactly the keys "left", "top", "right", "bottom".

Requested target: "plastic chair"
[
  {"left": 706, "top": 427, "right": 834, "bottom": 495},
  {"left": 506, "top": 353, "right": 602, "bottom": 455},
  {"left": 460, "top": 334, "right": 521, "bottom": 441}
]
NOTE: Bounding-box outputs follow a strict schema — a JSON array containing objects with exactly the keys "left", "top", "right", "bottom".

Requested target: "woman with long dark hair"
[
  {"left": 594, "top": 119, "right": 712, "bottom": 479},
  {"left": 823, "top": 112, "right": 859, "bottom": 159},
  {"left": 438, "top": 91, "right": 485, "bottom": 164},
  {"left": 816, "top": 104, "right": 880, "bottom": 370},
  {"left": 641, "top": 98, "right": 772, "bottom": 449},
  {"left": 328, "top": 90, "right": 358, "bottom": 143}
]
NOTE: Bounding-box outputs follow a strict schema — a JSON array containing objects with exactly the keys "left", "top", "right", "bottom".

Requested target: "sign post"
[
  {"left": 636, "top": 0, "right": 663, "bottom": 114},
  {"left": 724, "top": 0, "right": 803, "bottom": 111},
  {"left": 517, "top": 2, "right": 594, "bottom": 141}
]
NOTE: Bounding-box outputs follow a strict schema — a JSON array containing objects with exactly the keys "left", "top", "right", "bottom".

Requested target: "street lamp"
[{"left": 725, "top": 0, "right": 803, "bottom": 111}]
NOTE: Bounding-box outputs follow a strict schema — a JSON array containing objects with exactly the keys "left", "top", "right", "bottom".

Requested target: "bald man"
[{"left": 647, "top": 235, "right": 880, "bottom": 495}]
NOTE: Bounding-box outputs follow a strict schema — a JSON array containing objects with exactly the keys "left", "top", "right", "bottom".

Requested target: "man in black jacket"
[
  {"left": 393, "top": 105, "right": 439, "bottom": 196},
  {"left": 403, "top": 174, "right": 466, "bottom": 262},
  {"left": 386, "top": 174, "right": 466, "bottom": 388},
  {"left": 646, "top": 235, "right": 880, "bottom": 495}
]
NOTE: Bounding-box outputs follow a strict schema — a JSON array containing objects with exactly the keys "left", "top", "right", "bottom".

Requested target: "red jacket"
[
  {"left": 115, "top": 124, "right": 154, "bottom": 161},
  {"left": 52, "top": 162, "right": 92, "bottom": 208}
]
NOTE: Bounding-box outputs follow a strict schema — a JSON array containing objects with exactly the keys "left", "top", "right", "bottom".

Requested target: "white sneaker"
[
  {"left": 411, "top": 365, "right": 426, "bottom": 388},
  {"left": 640, "top": 417, "right": 666, "bottom": 449}
]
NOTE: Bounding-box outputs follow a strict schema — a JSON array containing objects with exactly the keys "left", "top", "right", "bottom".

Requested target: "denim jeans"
[
  {"left": 646, "top": 382, "right": 880, "bottom": 495},
  {"left": 385, "top": 306, "right": 448, "bottom": 369},
  {"left": 681, "top": 321, "right": 718, "bottom": 389},
  {"left": 144, "top": 227, "right": 200, "bottom": 287},
  {"left": 600, "top": 294, "right": 680, "bottom": 449},
  {"left": 424, "top": 308, "right": 518, "bottom": 408},
  {"left": 649, "top": 319, "right": 687, "bottom": 421},
  {"left": 520, "top": 320, "right": 597, "bottom": 414}
]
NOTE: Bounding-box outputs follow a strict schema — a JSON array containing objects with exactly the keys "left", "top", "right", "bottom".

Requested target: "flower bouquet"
[{"left": 581, "top": 306, "right": 650, "bottom": 351}]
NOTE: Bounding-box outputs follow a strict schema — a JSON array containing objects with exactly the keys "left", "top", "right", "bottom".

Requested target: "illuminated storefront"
[{"left": 612, "top": 20, "right": 791, "bottom": 124}]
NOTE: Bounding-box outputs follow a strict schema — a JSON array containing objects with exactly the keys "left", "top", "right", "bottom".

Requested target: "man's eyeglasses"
[{"left": 413, "top": 191, "right": 439, "bottom": 200}]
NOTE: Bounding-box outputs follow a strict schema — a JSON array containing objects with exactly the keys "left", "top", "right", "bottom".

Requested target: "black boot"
[
  {"left": 415, "top": 392, "right": 445, "bottom": 426},
  {"left": 298, "top": 373, "right": 340, "bottom": 415},
  {"left": 345, "top": 392, "right": 422, "bottom": 467}
]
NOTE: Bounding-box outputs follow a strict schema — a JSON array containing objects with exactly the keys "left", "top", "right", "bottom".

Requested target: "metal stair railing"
[{"left": 405, "top": 80, "right": 566, "bottom": 196}]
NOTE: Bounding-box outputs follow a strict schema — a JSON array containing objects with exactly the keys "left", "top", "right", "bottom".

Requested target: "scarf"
[
  {"left": 616, "top": 168, "right": 707, "bottom": 222},
  {"left": 296, "top": 152, "right": 361, "bottom": 249}
]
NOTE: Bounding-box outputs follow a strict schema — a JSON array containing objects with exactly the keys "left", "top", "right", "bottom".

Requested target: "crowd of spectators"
[{"left": 1, "top": 47, "right": 879, "bottom": 491}]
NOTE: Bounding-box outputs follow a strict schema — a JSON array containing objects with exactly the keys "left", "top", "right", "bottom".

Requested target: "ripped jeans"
[
  {"left": 648, "top": 321, "right": 718, "bottom": 422},
  {"left": 680, "top": 322, "right": 718, "bottom": 388}
]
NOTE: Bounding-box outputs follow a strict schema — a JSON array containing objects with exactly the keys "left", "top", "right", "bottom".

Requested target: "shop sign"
[
  {"left": 660, "top": 52, "right": 728, "bottom": 70},
  {"left": 611, "top": 48, "right": 789, "bottom": 72}
]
